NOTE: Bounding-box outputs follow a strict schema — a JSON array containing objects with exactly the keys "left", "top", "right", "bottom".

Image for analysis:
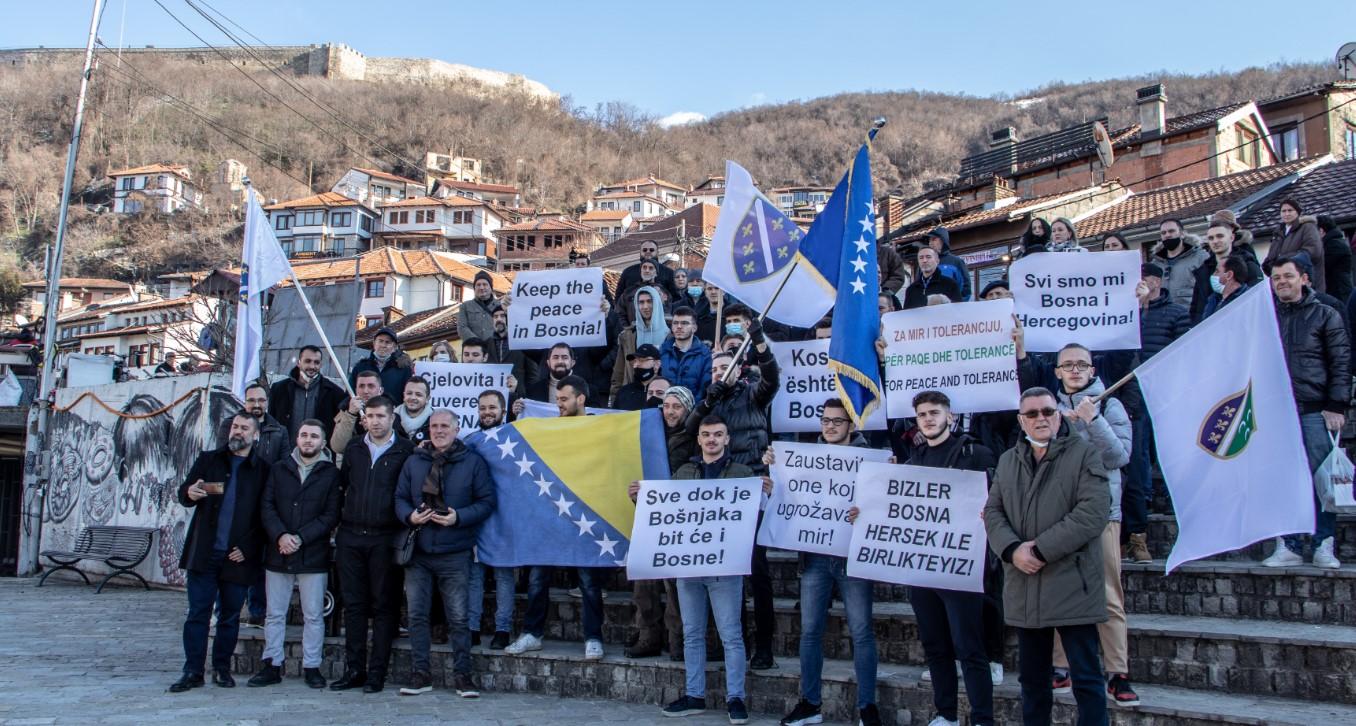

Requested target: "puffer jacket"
[
  {"left": 1140, "top": 291, "right": 1192, "bottom": 359},
  {"left": 984, "top": 426, "right": 1110, "bottom": 628},
  {"left": 269, "top": 367, "right": 347, "bottom": 439},
  {"left": 1189, "top": 248, "right": 1264, "bottom": 322},
  {"left": 687, "top": 345, "right": 780, "bottom": 469},
  {"left": 393, "top": 440, "right": 496, "bottom": 555},
  {"left": 1054, "top": 378, "right": 1131, "bottom": 522},
  {"left": 1275, "top": 289, "right": 1351, "bottom": 415},
  {"left": 660, "top": 337, "right": 713, "bottom": 405},
  {"left": 928, "top": 226, "right": 971, "bottom": 300},
  {"left": 349, "top": 349, "right": 414, "bottom": 402},
  {"left": 1265, "top": 216, "right": 1325, "bottom": 292},
  {"left": 261, "top": 449, "right": 340, "bottom": 573},
  {"left": 1323, "top": 227, "right": 1353, "bottom": 305},
  {"left": 1153, "top": 236, "right": 1210, "bottom": 309}
]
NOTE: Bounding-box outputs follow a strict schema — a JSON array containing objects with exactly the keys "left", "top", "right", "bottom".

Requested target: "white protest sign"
[
  {"left": 880, "top": 299, "right": 1020, "bottom": 418},
  {"left": 415, "top": 361, "right": 511, "bottom": 436},
  {"left": 517, "top": 398, "right": 621, "bottom": 419},
  {"left": 508, "top": 267, "right": 607, "bottom": 350},
  {"left": 627, "top": 477, "right": 762, "bottom": 580},
  {"left": 1009, "top": 250, "right": 1141, "bottom": 352},
  {"left": 847, "top": 461, "right": 988, "bottom": 593},
  {"left": 757, "top": 442, "right": 891, "bottom": 557},
  {"left": 769, "top": 339, "right": 887, "bottom": 432}
]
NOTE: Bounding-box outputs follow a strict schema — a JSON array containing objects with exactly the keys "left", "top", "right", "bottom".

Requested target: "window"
[
  {"left": 388, "top": 210, "right": 409, "bottom": 225},
  {"left": 1235, "top": 126, "right": 1259, "bottom": 166},
  {"left": 452, "top": 210, "right": 473, "bottom": 224},
  {"left": 365, "top": 278, "right": 386, "bottom": 298},
  {"left": 360, "top": 214, "right": 373, "bottom": 232},
  {"left": 448, "top": 282, "right": 463, "bottom": 302},
  {"left": 365, "top": 316, "right": 383, "bottom": 328},
  {"left": 282, "top": 240, "right": 294, "bottom": 256},
  {"left": 1273, "top": 125, "right": 1300, "bottom": 162},
  {"left": 297, "top": 236, "right": 319, "bottom": 253},
  {"left": 1347, "top": 125, "right": 1356, "bottom": 160},
  {"left": 123, "top": 199, "right": 143, "bottom": 213},
  {"left": 297, "top": 210, "right": 324, "bottom": 226},
  {"left": 331, "top": 211, "right": 352, "bottom": 227},
  {"left": 119, "top": 177, "right": 133, "bottom": 191},
  {"left": 600, "top": 201, "right": 614, "bottom": 210},
  {"left": 632, "top": 201, "right": 642, "bottom": 213},
  {"left": 502, "top": 262, "right": 531, "bottom": 272},
  {"left": 274, "top": 215, "right": 292, "bottom": 231},
  {"left": 157, "top": 175, "right": 169, "bottom": 189}
]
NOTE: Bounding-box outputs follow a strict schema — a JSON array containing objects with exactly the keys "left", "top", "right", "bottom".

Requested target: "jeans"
[
  {"left": 263, "top": 570, "right": 327, "bottom": 668},
  {"left": 1017, "top": 624, "right": 1107, "bottom": 726},
  {"left": 247, "top": 567, "right": 267, "bottom": 620},
  {"left": 467, "top": 562, "right": 516, "bottom": 634},
  {"left": 335, "top": 529, "right": 401, "bottom": 678},
  {"left": 676, "top": 576, "right": 746, "bottom": 701},
  {"left": 1285, "top": 412, "right": 1339, "bottom": 552},
  {"left": 405, "top": 550, "right": 473, "bottom": 675},
  {"left": 1123, "top": 411, "right": 1153, "bottom": 535},
  {"left": 182, "top": 553, "right": 249, "bottom": 676},
  {"left": 911, "top": 586, "right": 993, "bottom": 725},
  {"left": 798, "top": 554, "right": 877, "bottom": 709},
  {"left": 523, "top": 566, "right": 604, "bottom": 640}
]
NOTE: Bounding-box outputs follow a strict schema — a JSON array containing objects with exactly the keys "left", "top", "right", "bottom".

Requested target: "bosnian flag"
[{"left": 231, "top": 189, "right": 292, "bottom": 399}]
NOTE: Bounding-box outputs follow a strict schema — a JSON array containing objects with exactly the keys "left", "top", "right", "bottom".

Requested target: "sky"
[{"left": 4, "top": 1, "right": 1354, "bottom": 126}]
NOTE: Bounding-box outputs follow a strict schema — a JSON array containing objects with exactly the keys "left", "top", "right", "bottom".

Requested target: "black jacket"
[
  {"left": 339, "top": 435, "right": 416, "bottom": 531},
  {"left": 176, "top": 447, "right": 269, "bottom": 584},
  {"left": 1324, "top": 228, "right": 1353, "bottom": 306},
  {"left": 349, "top": 350, "right": 414, "bottom": 401},
  {"left": 1140, "top": 292, "right": 1192, "bottom": 359},
  {"left": 217, "top": 413, "right": 290, "bottom": 468},
  {"left": 489, "top": 335, "right": 538, "bottom": 400},
  {"left": 261, "top": 451, "right": 341, "bottom": 573},
  {"left": 929, "top": 226, "right": 972, "bottom": 300},
  {"left": 902, "top": 273, "right": 962, "bottom": 309},
  {"left": 903, "top": 432, "right": 996, "bottom": 477},
  {"left": 687, "top": 345, "right": 780, "bottom": 468},
  {"left": 393, "top": 441, "right": 497, "bottom": 555},
  {"left": 269, "top": 368, "right": 347, "bottom": 440},
  {"left": 1189, "top": 248, "right": 1263, "bottom": 323},
  {"left": 526, "top": 372, "right": 609, "bottom": 409},
  {"left": 618, "top": 262, "right": 679, "bottom": 308},
  {"left": 1276, "top": 289, "right": 1352, "bottom": 415}
]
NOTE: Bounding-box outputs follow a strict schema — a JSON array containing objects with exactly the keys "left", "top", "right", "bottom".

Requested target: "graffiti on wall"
[{"left": 40, "top": 374, "right": 240, "bottom": 587}]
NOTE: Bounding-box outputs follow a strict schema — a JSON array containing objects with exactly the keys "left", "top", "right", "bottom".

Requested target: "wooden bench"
[{"left": 38, "top": 525, "right": 157, "bottom": 593}]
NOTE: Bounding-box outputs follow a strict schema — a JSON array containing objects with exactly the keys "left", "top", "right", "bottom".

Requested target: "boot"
[
  {"left": 1127, "top": 533, "right": 1152, "bottom": 564},
  {"left": 246, "top": 662, "right": 281, "bottom": 687}
]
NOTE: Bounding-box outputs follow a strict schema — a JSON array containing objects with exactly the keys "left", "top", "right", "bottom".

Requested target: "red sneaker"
[{"left": 1108, "top": 674, "right": 1141, "bottom": 707}]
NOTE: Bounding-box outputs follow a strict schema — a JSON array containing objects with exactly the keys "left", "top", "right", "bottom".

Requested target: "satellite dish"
[
  {"left": 1092, "top": 121, "right": 1115, "bottom": 169},
  {"left": 1339, "top": 42, "right": 1356, "bottom": 80}
]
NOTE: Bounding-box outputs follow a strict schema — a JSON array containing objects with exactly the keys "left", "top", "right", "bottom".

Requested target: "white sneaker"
[
  {"left": 584, "top": 639, "right": 604, "bottom": 660},
  {"left": 1314, "top": 537, "right": 1341, "bottom": 569},
  {"left": 1262, "top": 538, "right": 1303, "bottom": 567},
  {"left": 505, "top": 633, "right": 543, "bottom": 655},
  {"left": 927, "top": 717, "right": 960, "bottom": 726},
  {"left": 990, "top": 661, "right": 1004, "bottom": 685}
]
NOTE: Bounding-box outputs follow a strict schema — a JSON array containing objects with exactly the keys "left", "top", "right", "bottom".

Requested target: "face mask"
[
  {"left": 635, "top": 367, "right": 656, "bottom": 383},
  {"left": 1209, "top": 275, "right": 1225, "bottom": 295},
  {"left": 688, "top": 286, "right": 702, "bottom": 297},
  {"left": 725, "top": 322, "right": 744, "bottom": 336},
  {"left": 1162, "top": 237, "right": 1182, "bottom": 252},
  {"left": 432, "top": 353, "right": 451, "bottom": 362},
  {"left": 644, "top": 396, "right": 663, "bottom": 409}
]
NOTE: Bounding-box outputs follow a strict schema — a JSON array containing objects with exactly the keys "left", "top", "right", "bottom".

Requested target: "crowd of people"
[{"left": 165, "top": 203, "right": 1353, "bottom": 726}]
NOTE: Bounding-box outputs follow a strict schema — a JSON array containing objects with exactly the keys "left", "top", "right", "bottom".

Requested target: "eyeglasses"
[
  {"left": 1056, "top": 362, "right": 1092, "bottom": 372},
  {"left": 820, "top": 416, "right": 850, "bottom": 426},
  {"left": 1019, "top": 408, "right": 1059, "bottom": 419}
]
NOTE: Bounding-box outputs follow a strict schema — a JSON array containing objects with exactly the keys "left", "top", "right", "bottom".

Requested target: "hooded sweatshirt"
[
  {"left": 928, "top": 226, "right": 971, "bottom": 300},
  {"left": 632, "top": 285, "right": 670, "bottom": 348}
]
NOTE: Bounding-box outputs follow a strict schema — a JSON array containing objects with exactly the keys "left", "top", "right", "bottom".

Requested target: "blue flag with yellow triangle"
[{"left": 466, "top": 409, "right": 670, "bottom": 567}]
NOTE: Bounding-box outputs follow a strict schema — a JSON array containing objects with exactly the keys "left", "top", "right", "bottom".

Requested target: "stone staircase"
[{"left": 235, "top": 513, "right": 1356, "bottom": 724}]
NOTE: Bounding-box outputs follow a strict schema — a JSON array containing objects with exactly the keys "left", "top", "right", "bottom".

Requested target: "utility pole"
[{"left": 21, "top": 0, "right": 106, "bottom": 576}]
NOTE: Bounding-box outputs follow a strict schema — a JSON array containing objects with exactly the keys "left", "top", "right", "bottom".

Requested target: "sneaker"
[
  {"left": 779, "top": 699, "right": 822, "bottom": 726},
  {"left": 990, "top": 661, "right": 1004, "bottom": 685},
  {"left": 490, "top": 631, "right": 511, "bottom": 650},
  {"left": 858, "top": 704, "right": 882, "bottom": 726},
  {"left": 400, "top": 672, "right": 432, "bottom": 696},
  {"left": 662, "top": 695, "right": 706, "bottom": 717},
  {"left": 1262, "top": 537, "right": 1303, "bottom": 567},
  {"left": 1314, "top": 537, "right": 1341, "bottom": 569},
  {"left": 246, "top": 662, "right": 281, "bottom": 687},
  {"left": 749, "top": 649, "right": 776, "bottom": 670},
  {"left": 727, "top": 698, "right": 749, "bottom": 725},
  {"left": 1052, "top": 668, "right": 1072, "bottom": 694},
  {"left": 569, "top": 587, "right": 582, "bottom": 598},
  {"left": 1107, "top": 673, "right": 1141, "bottom": 707},
  {"left": 505, "top": 633, "right": 543, "bottom": 655},
  {"left": 584, "top": 639, "right": 604, "bottom": 660},
  {"left": 454, "top": 672, "right": 480, "bottom": 699},
  {"left": 1127, "top": 533, "right": 1152, "bottom": 564},
  {"left": 927, "top": 717, "right": 959, "bottom": 726}
]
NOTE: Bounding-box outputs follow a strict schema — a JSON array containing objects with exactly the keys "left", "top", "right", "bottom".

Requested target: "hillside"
[{"left": 0, "top": 50, "right": 1338, "bottom": 290}]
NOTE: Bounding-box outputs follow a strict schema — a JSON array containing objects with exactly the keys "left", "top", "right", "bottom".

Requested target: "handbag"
[
  {"left": 393, "top": 526, "right": 421, "bottom": 566},
  {"left": 1315, "top": 432, "right": 1356, "bottom": 514}
]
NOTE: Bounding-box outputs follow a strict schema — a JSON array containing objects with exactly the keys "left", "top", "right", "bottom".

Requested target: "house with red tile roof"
[
  {"left": 264, "top": 192, "right": 379, "bottom": 258},
  {"left": 374, "top": 195, "right": 509, "bottom": 259},
  {"left": 330, "top": 166, "right": 426, "bottom": 206},
  {"left": 492, "top": 217, "right": 604, "bottom": 272},
  {"left": 595, "top": 175, "right": 687, "bottom": 210},
  {"left": 108, "top": 163, "right": 204, "bottom": 214},
  {"left": 590, "top": 203, "right": 718, "bottom": 272}
]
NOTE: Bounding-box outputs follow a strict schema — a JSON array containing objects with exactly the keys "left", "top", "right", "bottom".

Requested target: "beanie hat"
[
  {"left": 663, "top": 386, "right": 695, "bottom": 413},
  {"left": 474, "top": 270, "right": 494, "bottom": 287}
]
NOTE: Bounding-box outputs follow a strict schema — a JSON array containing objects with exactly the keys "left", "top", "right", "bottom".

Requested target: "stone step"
[
  {"left": 1121, "top": 559, "right": 1356, "bottom": 625},
  {"left": 1144, "top": 514, "right": 1356, "bottom": 563},
  {"left": 232, "top": 629, "right": 1356, "bottom": 726}
]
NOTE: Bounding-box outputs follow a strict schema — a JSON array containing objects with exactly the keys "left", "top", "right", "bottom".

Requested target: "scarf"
[
  {"left": 421, "top": 442, "right": 462, "bottom": 510},
  {"left": 633, "top": 285, "right": 670, "bottom": 348},
  {"left": 396, "top": 404, "right": 433, "bottom": 438},
  {"left": 373, "top": 349, "right": 393, "bottom": 367}
]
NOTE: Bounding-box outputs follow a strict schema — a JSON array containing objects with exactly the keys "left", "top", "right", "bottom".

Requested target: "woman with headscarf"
[{"left": 608, "top": 285, "right": 670, "bottom": 401}]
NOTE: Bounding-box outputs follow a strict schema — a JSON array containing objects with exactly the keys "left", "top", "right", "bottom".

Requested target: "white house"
[
  {"left": 375, "top": 196, "right": 507, "bottom": 259},
  {"left": 59, "top": 294, "right": 217, "bottom": 367},
  {"left": 685, "top": 175, "right": 726, "bottom": 208},
  {"left": 771, "top": 185, "right": 833, "bottom": 219},
  {"left": 594, "top": 175, "right": 687, "bottom": 210},
  {"left": 430, "top": 178, "right": 522, "bottom": 207},
  {"left": 330, "top": 167, "right": 426, "bottom": 207},
  {"left": 20, "top": 277, "right": 138, "bottom": 319},
  {"left": 264, "top": 192, "right": 378, "bottom": 258},
  {"left": 587, "top": 191, "right": 674, "bottom": 219},
  {"left": 579, "top": 209, "right": 634, "bottom": 241},
  {"left": 108, "top": 163, "right": 204, "bottom": 214}
]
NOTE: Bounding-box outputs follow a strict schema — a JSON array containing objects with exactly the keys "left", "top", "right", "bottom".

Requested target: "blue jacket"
[
  {"left": 349, "top": 350, "right": 414, "bottom": 401},
  {"left": 929, "top": 226, "right": 972, "bottom": 301},
  {"left": 659, "top": 336, "right": 713, "bottom": 404},
  {"left": 394, "top": 441, "right": 496, "bottom": 555}
]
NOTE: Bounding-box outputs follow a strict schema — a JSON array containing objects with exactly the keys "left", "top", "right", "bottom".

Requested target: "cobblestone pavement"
[{"left": 0, "top": 578, "right": 786, "bottom": 725}]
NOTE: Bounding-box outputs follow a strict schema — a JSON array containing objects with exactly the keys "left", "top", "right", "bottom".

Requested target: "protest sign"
[
  {"left": 517, "top": 398, "right": 621, "bottom": 419},
  {"left": 627, "top": 477, "right": 762, "bottom": 580},
  {"left": 769, "top": 339, "right": 887, "bottom": 432},
  {"left": 880, "top": 299, "right": 1020, "bottom": 417},
  {"left": 1009, "top": 250, "right": 1141, "bottom": 352},
  {"left": 415, "top": 361, "right": 512, "bottom": 436},
  {"left": 847, "top": 461, "right": 988, "bottom": 593},
  {"left": 757, "top": 442, "right": 891, "bottom": 557},
  {"left": 508, "top": 267, "right": 607, "bottom": 350}
]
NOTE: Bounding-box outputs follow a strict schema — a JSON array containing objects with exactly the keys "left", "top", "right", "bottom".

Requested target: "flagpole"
[
  {"left": 719, "top": 118, "right": 887, "bottom": 384},
  {"left": 1092, "top": 370, "right": 1137, "bottom": 404}
]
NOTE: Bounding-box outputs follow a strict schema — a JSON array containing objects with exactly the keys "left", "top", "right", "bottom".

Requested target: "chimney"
[
  {"left": 1136, "top": 84, "right": 1167, "bottom": 139},
  {"left": 989, "top": 126, "right": 1019, "bottom": 149}
]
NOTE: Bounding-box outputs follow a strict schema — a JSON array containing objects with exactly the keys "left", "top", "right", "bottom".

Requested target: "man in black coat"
[
  {"left": 269, "top": 345, "right": 347, "bottom": 440},
  {"left": 902, "top": 246, "right": 963, "bottom": 309},
  {"left": 618, "top": 240, "right": 679, "bottom": 305},
  {"left": 523, "top": 343, "right": 609, "bottom": 409},
  {"left": 329, "top": 395, "right": 416, "bottom": 694},
  {"left": 1137, "top": 264, "right": 1192, "bottom": 360},
  {"left": 484, "top": 308, "right": 538, "bottom": 398},
  {"left": 248, "top": 419, "right": 340, "bottom": 689},
  {"left": 226, "top": 383, "right": 290, "bottom": 627},
  {"left": 169, "top": 413, "right": 270, "bottom": 693}
]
